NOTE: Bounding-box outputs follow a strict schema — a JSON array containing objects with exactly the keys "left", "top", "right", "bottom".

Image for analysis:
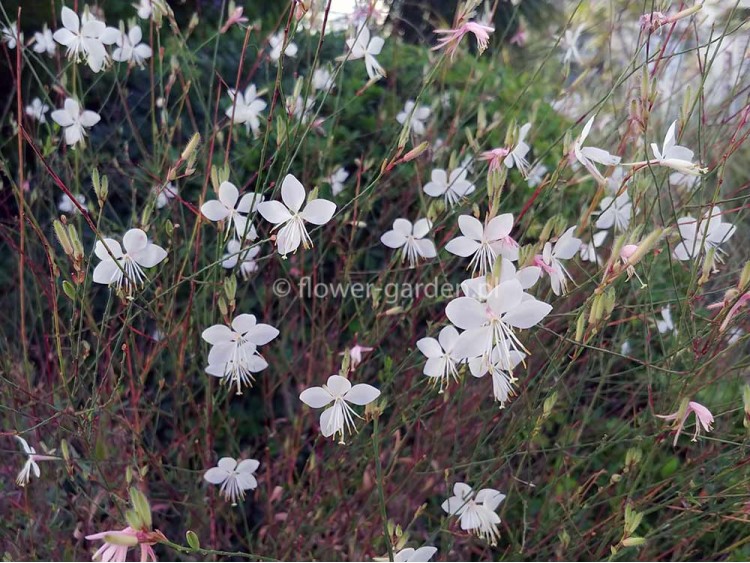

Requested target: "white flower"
[
  {"left": 222, "top": 240, "right": 261, "bottom": 279},
  {"left": 340, "top": 344, "right": 374, "bottom": 369},
  {"left": 204, "top": 457, "right": 259, "bottom": 505},
  {"left": 417, "top": 326, "right": 464, "bottom": 392},
  {"left": 651, "top": 121, "right": 706, "bottom": 175},
  {"left": 504, "top": 122, "right": 532, "bottom": 176},
  {"left": 299, "top": 374, "right": 380, "bottom": 443},
  {"left": 92, "top": 229, "right": 167, "bottom": 291},
  {"left": 579, "top": 230, "right": 608, "bottom": 264},
  {"left": 312, "top": 67, "right": 335, "bottom": 92},
  {"left": 134, "top": 0, "right": 153, "bottom": 19},
  {"left": 326, "top": 167, "right": 349, "bottom": 196},
  {"left": 257, "top": 174, "right": 336, "bottom": 257},
  {"left": 50, "top": 98, "right": 101, "bottom": 147},
  {"left": 393, "top": 546, "right": 438, "bottom": 562},
  {"left": 460, "top": 259, "right": 541, "bottom": 300},
  {"left": 33, "top": 25, "right": 56, "bottom": 56},
  {"left": 201, "top": 181, "right": 263, "bottom": 240},
  {"left": 202, "top": 313, "right": 278, "bottom": 394},
  {"left": 469, "top": 346, "right": 525, "bottom": 407},
  {"left": 25, "top": 98, "right": 49, "bottom": 123},
  {"left": 423, "top": 168, "right": 475, "bottom": 206},
  {"left": 396, "top": 100, "right": 431, "bottom": 136},
  {"left": 526, "top": 162, "right": 548, "bottom": 188},
  {"left": 53, "top": 7, "right": 119, "bottom": 73},
  {"left": 155, "top": 182, "right": 178, "bottom": 209},
  {"left": 112, "top": 25, "right": 152, "bottom": 67},
  {"left": 446, "top": 214, "right": 519, "bottom": 275},
  {"left": 594, "top": 190, "right": 632, "bottom": 232},
  {"left": 673, "top": 206, "right": 736, "bottom": 268},
  {"left": 342, "top": 25, "right": 385, "bottom": 80},
  {"left": 286, "top": 95, "right": 315, "bottom": 124},
  {"left": 14, "top": 436, "right": 58, "bottom": 487},
  {"left": 536, "top": 226, "right": 582, "bottom": 295},
  {"left": 59, "top": 193, "right": 86, "bottom": 214},
  {"left": 226, "top": 84, "right": 267, "bottom": 137},
  {"left": 656, "top": 306, "right": 675, "bottom": 334},
  {"left": 573, "top": 116, "right": 621, "bottom": 184},
  {"left": 561, "top": 24, "right": 584, "bottom": 65},
  {"left": 268, "top": 32, "right": 298, "bottom": 62},
  {"left": 442, "top": 482, "right": 505, "bottom": 545},
  {"left": 1, "top": 22, "right": 22, "bottom": 49},
  {"left": 380, "top": 218, "right": 437, "bottom": 268},
  {"left": 447, "top": 278, "right": 552, "bottom": 366}
]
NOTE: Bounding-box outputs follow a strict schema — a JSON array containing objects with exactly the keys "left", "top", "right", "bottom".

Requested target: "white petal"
[
  {"left": 257, "top": 201, "right": 292, "bottom": 224},
  {"left": 301, "top": 199, "right": 336, "bottom": 225},
  {"left": 201, "top": 200, "right": 230, "bottom": 222},
  {"left": 300, "top": 386, "right": 333, "bottom": 408},
  {"left": 281, "top": 174, "right": 306, "bottom": 212},
  {"left": 504, "top": 300, "right": 552, "bottom": 329},
  {"left": 326, "top": 374, "right": 352, "bottom": 396},
  {"left": 343, "top": 383, "right": 380, "bottom": 405}
]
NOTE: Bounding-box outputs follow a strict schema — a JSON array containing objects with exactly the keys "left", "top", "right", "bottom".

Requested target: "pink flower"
[
  {"left": 619, "top": 244, "right": 646, "bottom": 287},
  {"left": 433, "top": 21, "right": 495, "bottom": 60},
  {"left": 220, "top": 6, "right": 248, "bottom": 34},
  {"left": 340, "top": 344, "right": 375, "bottom": 369},
  {"left": 712, "top": 291, "right": 750, "bottom": 332},
  {"left": 478, "top": 148, "right": 509, "bottom": 174},
  {"left": 86, "top": 527, "right": 158, "bottom": 562},
  {"left": 657, "top": 400, "right": 714, "bottom": 446}
]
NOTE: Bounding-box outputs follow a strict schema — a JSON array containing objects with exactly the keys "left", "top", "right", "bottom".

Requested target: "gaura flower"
[
  {"left": 201, "top": 181, "right": 263, "bottom": 240},
  {"left": 393, "top": 546, "right": 438, "bottom": 562},
  {"left": 469, "top": 345, "right": 525, "bottom": 407},
  {"left": 433, "top": 21, "right": 494, "bottom": 60},
  {"left": 340, "top": 344, "right": 374, "bottom": 369},
  {"left": 423, "top": 167, "right": 475, "bottom": 207},
  {"left": 221, "top": 240, "right": 261, "bottom": 279},
  {"left": 299, "top": 374, "right": 380, "bottom": 443},
  {"left": 594, "top": 190, "right": 632, "bottom": 232},
  {"left": 53, "top": 7, "right": 119, "bottom": 73},
  {"left": 25, "top": 98, "right": 49, "bottom": 123},
  {"left": 534, "top": 226, "right": 582, "bottom": 296},
  {"left": 221, "top": 5, "right": 249, "bottom": 33},
  {"left": 59, "top": 193, "right": 87, "bottom": 214},
  {"left": 112, "top": 25, "right": 152, "bottom": 67},
  {"left": 380, "top": 218, "right": 437, "bottom": 268},
  {"left": 442, "top": 482, "right": 506, "bottom": 545},
  {"left": 268, "top": 32, "right": 298, "bottom": 62},
  {"left": 579, "top": 230, "right": 608, "bottom": 264},
  {"left": 657, "top": 400, "right": 714, "bottom": 446},
  {"left": 134, "top": 0, "right": 153, "bottom": 20},
  {"left": 1, "top": 22, "right": 22, "bottom": 49},
  {"left": 481, "top": 122, "right": 533, "bottom": 176},
  {"left": 650, "top": 121, "right": 706, "bottom": 175},
  {"left": 396, "top": 100, "right": 431, "bottom": 136},
  {"left": 673, "top": 206, "right": 735, "bottom": 268},
  {"left": 326, "top": 166, "right": 349, "bottom": 196},
  {"left": 446, "top": 214, "right": 519, "bottom": 275},
  {"left": 86, "top": 527, "right": 157, "bottom": 562},
  {"left": 478, "top": 147, "right": 509, "bottom": 174},
  {"left": 93, "top": 229, "right": 167, "bottom": 291},
  {"left": 51, "top": 98, "right": 101, "bottom": 147},
  {"left": 14, "top": 436, "right": 58, "bottom": 487},
  {"left": 618, "top": 243, "right": 647, "bottom": 287},
  {"left": 417, "top": 325, "right": 464, "bottom": 393},
  {"left": 312, "top": 67, "right": 335, "bottom": 92},
  {"left": 33, "top": 25, "right": 56, "bottom": 56},
  {"left": 460, "top": 258, "right": 541, "bottom": 300},
  {"left": 561, "top": 24, "right": 585, "bottom": 65},
  {"left": 204, "top": 457, "right": 259, "bottom": 505},
  {"left": 257, "top": 174, "right": 336, "bottom": 257},
  {"left": 341, "top": 25, "right": 385, "bottom": 80},
  {"left": 656, "top": 306, "right": 675, "bottom": 334},
  {"left": 226, "top": 84, "right": 267, "bottom": 137},
  {"left": 154, "top": 182, "right": 177, "bottom": 209},
  {"left": 573, "top": 116, "right": 621, "bottom": 184}
]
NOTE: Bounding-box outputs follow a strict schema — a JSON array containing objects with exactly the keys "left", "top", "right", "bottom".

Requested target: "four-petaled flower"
[
  {"left": 112, "top": 25, "right": 152, "bottom": 67},
  {"left": 423, "top": 168, "right": 475, "bottom": 206},
  {"left": 257, "top": 174, "right": 337, "bottom": 257},
  {"left": 326, "top": 167, "right": 349, "bottom": 196},
  {"left": 51, "top": 98, "right": 101, "bottom": 147},
  {"left": 86, "top": 526, "right": 156, "bottom": 563},
  {"left": 222, "top": 240, "right": 261, "bottom": 279},
  {"left": 442, "top": 482, "right": 506, "bottom": 545},
  {"left": 25, "top": 98, "right": 49, "bottom": 123},
  {"left": 396, "top": 100, "right": 431, "bottom": 136},
  {"left": 657, "top": 400, "right": 714, "bottom": 446},
  {"left": 446, "top": 214, "right": 519, "bottom": 275},
  {"left": 33, "top": 25, "right": 56, "bottom": 56},
  {"left": 14, "top": 436, "right": 58, "bottom": 487},
  {"left": 380, "top": 218, "right": 437, "bottom": 268},
  {"left": 573, "top": 116, "right": 621, "bottom": 184},
  {"left": 342, "top": 25, "right": 385, "bottom": 80},
  {"left": 673, "top": 206, "right": 735, "bottom": 269},
  {"left": 226, "top": 84, "right": 267, "bottom": 137},
  {"left": 393, "top": 546, "right": 438, "bottom": 562},
  {"left": 299, "top": 374, "right": 380, "bottom": 443},
  {"left": 201, "top": 181, "right": 263, "bottom": 240},
  {"left": 417, "top": 325, "right": 464, "bottom": 393},
  {"left": 595, "top": 190, "right": 632, "bottom": 232},
  {"left": 268, "top": 32, "right": 298, "bottom": 62},
  {"left": 93, "top": 229, "right": 167, "bottom": 291},
  {"left": 433, "top": 21, "right": 494, "bottom": 60},
  {"left": 53, "top": 7, "right": 119, "bottom": 73},
  {"left": 534, "top": 226, "right": 582, "bottom": 296},
  {"left": 650, "top": 121, "right": 706, "bottom": 175},
  {"left": 469, "top": 345, "right": 525, "bottom": 407},
  {"left": 204, "top": 457, "right": 259, "bottom": 505}
]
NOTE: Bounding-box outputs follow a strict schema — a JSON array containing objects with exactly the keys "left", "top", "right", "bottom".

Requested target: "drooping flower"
[
  {"left": 423, "top": 168, "right": 475, "bottom": 206},
  {"left": 446, "top": 214, "right": 519, "bottom": 275},
  {"left": 112, "top": 25, "right": 152, "bottom": 67},
  {"left": 341, "top": 25, "right": 385, "bottom": 80},
  {"left": 619, "top": 243, "right": 647, "bottom": 287},
  {"left": 503, "top": 122, "right": 532, "bottom": 176},
  {"left": 201, "top": 181, "right": 263, "bottom": 240},
  {"left": 396, "top": 100, "right": 431, "bottom": 136},
  {"left": 51, "top": 98, "right": 101, "bottom": 147},
  {"left": 33, "top": 25, "right": 56, "bottom": 56},
  {"left": 221, "top": 5, "right": 249, "bottom": 33},
  {"left": 154, "top": 182, "right": 178, "bottom": 209},
  {"left": 25, "top": 98, "right": 49, "bottom": 123},
  {"left": 417, "top": 325, "right": 464, "bottom": 393},
  {"left": 204, "top": 457, "right": 259, "bottom": 505},
  {"left": 225, "top": 84, "right": 267, "bottom": 137},
  {"left": 299, "top": 374, "right": 380, "bottom": 443},
  {"left": 326, "top": 167, "right": 349, "bottom": 196},
  {"left": 92, "top": 229, "right": 167, "bottom": 291},
  {"left": 393, "top": 546, "right": 438, "bottom": 562},
  {"left": 257, "top": 174, "right": 336, "bottom": 257},
  {"left": 59, "top": 193, "right": 87, "bottom": 214},
  {"left": 594, "top": 190, "right": 632, "bottom": 232},
  {"left": 380, "top": 218, "right": 437, "bottom": 268},
  {"left": 53, "top": 7, "right": 119, "bottom": 73},
  {"left": 340, "top": 344, "right": 374, "bottom": 369},
  {"left": 1, "top": 22, "right": 22, "bottom": 49},
  {"left": 442, "top": 482, "right": 506, "bottom": 545},
  {"left": 202, "top": 313, "right": 278, "bottom": 394},
  {"left": 221, "top": 240, "right": 261, "bottom": 279},
  {"left": 657, "top": 400, "right": 714, "bottom": 446},
  {"left": 433, "top": 21, "right": 495, "bottom": 60},
  {"left": 534, "top": 226, "right": 582, "bottom": 296},
  {"left": 268, "top": 32, "right": 298, "bottom": 62},
  {"left": 469, "top": 346, "right": 525, "bottom": 407},
  {"left": 579, "top": 230, "right": 608, "bottom": 264},
  {"left": 14, "top": 436, "right": 58, "bottom": 487},
  {"left": 573, "top": 116, "right": 621, "bottom": 184},
  {"left": 448, "top": 278, "right": 552, "bottom": 366},
  {"left": 478, "top": 147, "right": 510, "bottom": 174},
  {"left": 673, "top": 206, "right": 736, "bottom": 268},
  {"left": 650, "top": 121, "right": 706, "bottom": 175}
]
